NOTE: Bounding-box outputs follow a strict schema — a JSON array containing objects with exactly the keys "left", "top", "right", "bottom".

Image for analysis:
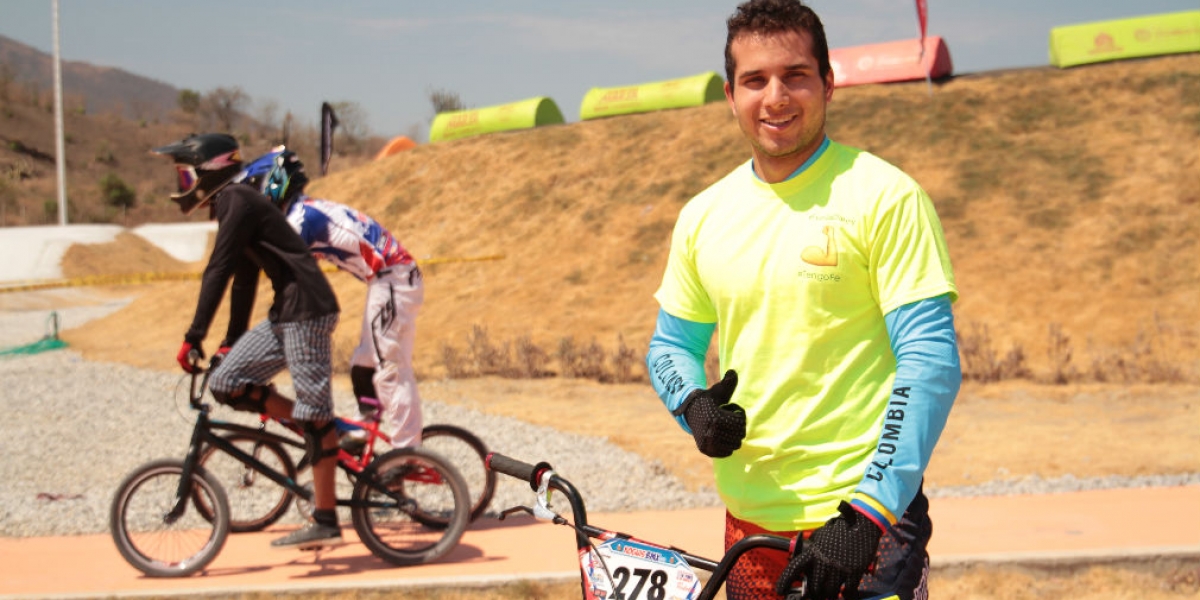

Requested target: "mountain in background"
[
  {"left": 0, "top": 34, "right": 179, "bottom": 122},
  {"left": 0, "top": 34, "right": 380, "bottom": 227}
]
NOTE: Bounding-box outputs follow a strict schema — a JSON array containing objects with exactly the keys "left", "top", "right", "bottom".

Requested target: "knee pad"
[
  {"left": 302, "top": 420, "right": 339, "bottom": 467},
  {"left": 211, "top": 383, "right": 272, "bottom": 414}
]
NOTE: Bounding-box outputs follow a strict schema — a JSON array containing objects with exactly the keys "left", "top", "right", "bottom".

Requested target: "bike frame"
[
  {"left": 487, "top": 453, "right": 793, "bottom": 600},
  {"left": 167, "top": 364, "right": 414, "bottom": 522},
  {"left": 259, "top": 413, "right": 389, "bottom": 475}
]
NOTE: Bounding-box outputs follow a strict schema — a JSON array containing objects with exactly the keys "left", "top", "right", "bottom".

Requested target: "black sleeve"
[
  {"left": 185, "top": 189, "right": 258, "bottom": 344},
  {"left": 220, "top": 258, "right": 259, "bottom": 347}
]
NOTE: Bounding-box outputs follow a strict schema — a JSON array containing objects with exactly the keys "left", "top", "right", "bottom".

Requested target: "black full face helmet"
[{"left": 152, "top": 133, "right": 243, "bottom": 215}]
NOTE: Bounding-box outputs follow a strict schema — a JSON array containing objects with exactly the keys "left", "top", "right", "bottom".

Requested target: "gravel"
[{"left": 1, "top": 303, "right": 1197, "bottom": 538}]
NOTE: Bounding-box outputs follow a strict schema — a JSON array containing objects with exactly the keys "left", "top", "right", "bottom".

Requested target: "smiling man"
[{"left": 645, "top": 1, "right": 962, "bottom": 599}]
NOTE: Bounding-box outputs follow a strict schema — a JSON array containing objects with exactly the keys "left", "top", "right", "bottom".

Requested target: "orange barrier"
[
  {"left": 830, "top": 36, "right": 952, "bottom": 87},
  {"left": 375, "top": 135, "right": 417, "bottom": 160}
]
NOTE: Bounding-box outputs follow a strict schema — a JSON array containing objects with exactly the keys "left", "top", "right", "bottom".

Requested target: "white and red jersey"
[{"left": 285, "top": 195, "right": 414, "bottom": 282}]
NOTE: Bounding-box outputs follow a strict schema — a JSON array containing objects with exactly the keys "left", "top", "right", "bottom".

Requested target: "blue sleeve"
[
  {"left": 851, "top": 295, "right": 961, "bottom": 530},
  {"left": 646, "top": 308, "right": 715, "bottom": 434}
]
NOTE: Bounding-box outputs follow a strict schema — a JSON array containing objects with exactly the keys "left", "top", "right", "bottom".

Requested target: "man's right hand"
[
  {"left": 176, "top": 340, "right": 204, "bottom": 373},
  {"left": 673, "top": 369, "right": 746, "bottom": 457}
]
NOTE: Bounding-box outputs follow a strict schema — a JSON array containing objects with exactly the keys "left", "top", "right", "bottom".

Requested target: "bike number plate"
[{"left": 582, "top": 538, "right": 701, "bottom": 600}]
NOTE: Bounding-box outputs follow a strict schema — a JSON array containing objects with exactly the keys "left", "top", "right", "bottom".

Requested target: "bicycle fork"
[{"left": 165, "top": 413, "right": 211, "bottom": 524}]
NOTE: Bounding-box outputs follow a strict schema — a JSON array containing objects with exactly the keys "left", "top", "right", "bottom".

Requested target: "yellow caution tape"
[{"left": 0, "top": 254, "right": 505, "bottom": 294}]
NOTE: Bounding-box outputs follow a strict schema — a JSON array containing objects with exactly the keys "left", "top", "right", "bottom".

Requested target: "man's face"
[{"left": 724, "top": 29, "right": 834, "bottom": 183}]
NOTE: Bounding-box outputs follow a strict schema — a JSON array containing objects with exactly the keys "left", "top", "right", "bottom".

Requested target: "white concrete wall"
[{"left": 0, "top": 223, "right": 216, "bottom": 283}]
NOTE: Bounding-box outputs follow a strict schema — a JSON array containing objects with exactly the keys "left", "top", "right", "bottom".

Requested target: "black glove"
[
  {"left": 775, "top": 501, "right": 884, "bottom": 600},
  {"left": 672, "top": 370, "right": 745, "bottom": 458}
]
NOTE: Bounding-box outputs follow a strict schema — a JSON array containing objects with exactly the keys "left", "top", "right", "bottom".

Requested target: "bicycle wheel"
[
  {"left": 420, "top": 424, "right": 496, "bottom": 522},
  {"left": 196, "top": 433, "right": 296, "bottom": 532},
  {"left": 109, "top": 458, "right": 230, "bottom": 578},
  {"left": 350, "top": 447, "right": 469, "bottom": 566}
]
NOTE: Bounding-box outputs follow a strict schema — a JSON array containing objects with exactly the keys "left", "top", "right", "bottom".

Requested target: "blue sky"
[{"left": 1, "top": 1, "right": 1194, "bottom": 139}]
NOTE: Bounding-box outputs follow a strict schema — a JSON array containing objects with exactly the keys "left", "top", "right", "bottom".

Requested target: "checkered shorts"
[{"left": 209, "top": 313, "right": 338, "bottom": 422}]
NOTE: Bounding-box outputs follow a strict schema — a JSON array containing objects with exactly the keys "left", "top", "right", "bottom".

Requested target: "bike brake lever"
[{"left": 532, "top": 470, "right": 559, "bottom": 520}]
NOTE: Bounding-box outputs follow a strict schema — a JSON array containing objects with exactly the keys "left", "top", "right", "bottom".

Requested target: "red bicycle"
[{"left": 195, "top": 402, "right": 496, "bottom": 533}]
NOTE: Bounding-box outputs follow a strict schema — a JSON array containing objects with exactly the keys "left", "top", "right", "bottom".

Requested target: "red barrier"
[{"left": 829, "top": 36, "right": 953, "bottom": 87}]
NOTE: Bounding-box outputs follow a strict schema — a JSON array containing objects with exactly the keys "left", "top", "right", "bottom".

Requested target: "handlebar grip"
[{"left": 485, "top": 452, "right": 551, "bottom": 492}]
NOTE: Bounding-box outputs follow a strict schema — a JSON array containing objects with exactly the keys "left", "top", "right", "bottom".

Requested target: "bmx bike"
[{"left": 109, "top": 358, "right": 470, "bottom": 577}]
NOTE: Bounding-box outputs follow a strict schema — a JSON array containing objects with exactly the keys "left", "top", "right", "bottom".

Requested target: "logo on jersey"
[{"left": 801, "top": 225, "right": 838, "bottom": 267}]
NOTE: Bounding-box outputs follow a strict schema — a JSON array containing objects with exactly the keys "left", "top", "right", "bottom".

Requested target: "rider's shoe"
[{"left": 270, "top": 521, "right": 342, "bottom": 550}]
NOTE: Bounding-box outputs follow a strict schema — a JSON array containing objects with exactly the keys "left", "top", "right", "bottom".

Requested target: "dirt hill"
[{"left": 59, "top": 53, "right": 1200, "bottom": 387}]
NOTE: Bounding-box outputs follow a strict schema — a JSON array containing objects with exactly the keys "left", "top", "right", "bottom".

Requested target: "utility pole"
[{"left": 52, "top": 0, "right": 68, "bottom": 225}]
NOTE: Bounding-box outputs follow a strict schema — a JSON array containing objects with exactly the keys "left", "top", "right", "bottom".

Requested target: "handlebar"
[
  {"left": 486, "top": 451, "right": 797, "bottom": 598},
  {"left": 486, "top": 451, "right": 592, "bottom": 544},
  {"left": 484, "top": 453, "right": 554, "bottom": 492}
]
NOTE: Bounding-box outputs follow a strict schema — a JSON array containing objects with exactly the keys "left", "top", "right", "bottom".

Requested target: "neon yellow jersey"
[{"left": 654, "top": 141, "right": 957, "bottom": 531}]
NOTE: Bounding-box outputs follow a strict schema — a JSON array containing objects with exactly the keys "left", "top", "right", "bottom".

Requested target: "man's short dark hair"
[{"left": 724, "top": 0, "right": 831, "bottom": 88}]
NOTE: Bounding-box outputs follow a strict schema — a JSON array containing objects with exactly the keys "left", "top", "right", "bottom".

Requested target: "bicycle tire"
[
  {"left": 109, "top": 458, "right": 230, "bottom": 578},
  {"left": 420, "top": 424, "right": 496, "bottom": 522},
  {"left": 350, "top": 446, "right": 469, "bottom": 566},
  {"left": 196, "top": 433, "right": 297, "bottom": 533}
]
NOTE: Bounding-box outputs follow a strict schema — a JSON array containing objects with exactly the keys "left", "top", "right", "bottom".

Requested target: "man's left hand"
[{"left": 775, "top": 501, "right": 883, "bottom": 599}]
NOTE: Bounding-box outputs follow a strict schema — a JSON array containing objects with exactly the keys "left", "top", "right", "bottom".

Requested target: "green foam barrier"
[
  {"left": 429, "top": 96, "right": 565, "bottom": 143},
  {"left": 1049, "top": 10, "right": 1200, "bottom": 68},
  {"left": 0, "top": 311, "right": 67, "bottom": 356},
  {"left": 579, "top": 71, "right": 725, "bottom": 121}
]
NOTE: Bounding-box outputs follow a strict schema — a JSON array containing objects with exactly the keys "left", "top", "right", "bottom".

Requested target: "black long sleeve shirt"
[{"left": 184, "top": 184, "right": 339, "bottom": 346}]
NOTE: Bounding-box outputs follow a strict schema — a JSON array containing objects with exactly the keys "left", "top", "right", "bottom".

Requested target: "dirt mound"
[{"left": 60, "top": 231, "right": 197, "bottom": 278}]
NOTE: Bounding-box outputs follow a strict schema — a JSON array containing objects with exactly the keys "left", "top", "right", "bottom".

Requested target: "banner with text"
[
  {"left": 1049, "top": 10, "right": 1200, "bottom": 68},
  {"left": 830, "top": 36, "right": 952, "bottom": 87},
  {"left": 429, "top": 97, "right": 565, "bottom": 143}
]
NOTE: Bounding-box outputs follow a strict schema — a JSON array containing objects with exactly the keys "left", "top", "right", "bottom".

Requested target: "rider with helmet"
[
  {"left": 238, "top": 147, "right": 426, "bottom": 452},
  {"left": 153, "top": 133, "right": 344, "bottom": 550}
]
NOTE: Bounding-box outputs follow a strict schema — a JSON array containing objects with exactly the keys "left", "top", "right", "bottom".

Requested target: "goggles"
[{"left": 174, "top": 164, "right": 199, "bottom": 195}]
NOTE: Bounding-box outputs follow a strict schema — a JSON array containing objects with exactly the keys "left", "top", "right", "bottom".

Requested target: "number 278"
[{"left": 610, "top": 566, "right": 669, "bottom": 600}]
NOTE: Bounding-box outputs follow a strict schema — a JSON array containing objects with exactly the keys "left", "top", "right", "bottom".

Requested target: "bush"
[
  {"left": 441, "top": 325, "right": 648, "bottom": 384},
  {"left": 99, "top": 173, "right": 136, "bottom": 209}
]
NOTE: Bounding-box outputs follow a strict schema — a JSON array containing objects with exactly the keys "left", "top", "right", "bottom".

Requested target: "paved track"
[{"left": 1, "top": 486, "right": 1198, "bottom": 599}]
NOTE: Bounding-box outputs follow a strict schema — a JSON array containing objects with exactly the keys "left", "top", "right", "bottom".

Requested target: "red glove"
[
  {"left": 176, "top": 341, "right": 204, "bottom": 373},
  {"left": 212, "top": 345, "right": 232, "bottom": 367}
]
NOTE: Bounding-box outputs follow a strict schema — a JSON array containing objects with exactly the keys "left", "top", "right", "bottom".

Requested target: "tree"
[
  {"left": 327, "top": 100, "right": 370, "bottom": 151},
  {"left": 428, "top": 88, "right": 466, "bottom": 116},
  {"left": 177, "top": 89, "right": 201, "bottom": 114},
  {"left": 200, "top": 86, "right": 249, "bottom": 132},
  {"left": 255, "top": 98, "right": 282, "bottom": 142}
]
